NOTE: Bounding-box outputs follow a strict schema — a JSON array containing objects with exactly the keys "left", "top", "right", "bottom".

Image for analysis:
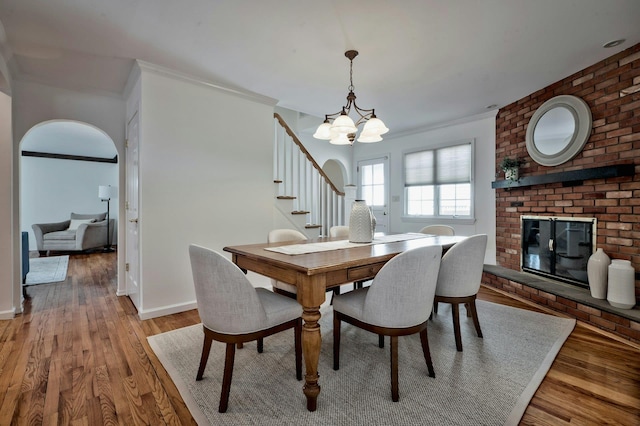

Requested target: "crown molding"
[
  {"left": 387, "top": 109, "right": 499, "bottom": 140},
  {"left": 135, "top": 60, "right": 277, "bottom": 107}
]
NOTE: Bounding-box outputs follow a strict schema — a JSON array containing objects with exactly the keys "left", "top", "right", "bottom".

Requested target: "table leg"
[
  {"left": 302, "top": 306, "right": 321, "bottom": 411},
  {"left": 298, "top": 274, "right": 326, "bottom": 411}
]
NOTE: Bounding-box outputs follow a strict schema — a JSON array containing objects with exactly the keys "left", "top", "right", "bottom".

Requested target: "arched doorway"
[
  {"left": 322, "top": 159, "right": 348, "bottom": 191},
  {"left": 19, "top": 120, "right": 119, "bottom": 289}
]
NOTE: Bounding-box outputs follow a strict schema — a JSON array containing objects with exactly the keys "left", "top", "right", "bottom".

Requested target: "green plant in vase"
[{"left": 499, "top": 157, "right": 523, "bottom": 185}]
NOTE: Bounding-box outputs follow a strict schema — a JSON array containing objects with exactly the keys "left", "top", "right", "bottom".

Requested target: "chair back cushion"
[
  {"left": 68, "top": 218, "right": 96, "bottom": 230},
  {"left": 435, "top": 234, "right": 488, "bottom": 298},
  {"left": 329, "top": 226, "right": 349, "bottom": 238},
  {"left": 268, "top": 229, "right": 307, "bottom": 244},
  {"left": 363, "top": 245, "right": 442, "bottom": 328},
  {"left": 419, "top": 225, "right": 455, "bottom": 236},
  {"left": 268, "top": 229, "right": 307, "bottom": 292},
  {"left": 189, "top": 244, "right": 267, "bottom": 334},
  {"left": 71, "top": 212, "right": 107, "bottom": 222}
]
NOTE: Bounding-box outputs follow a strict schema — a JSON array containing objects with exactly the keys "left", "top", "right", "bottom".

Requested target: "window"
[{"left": 404, "top": 141, "right": 473, "bottom": 218}]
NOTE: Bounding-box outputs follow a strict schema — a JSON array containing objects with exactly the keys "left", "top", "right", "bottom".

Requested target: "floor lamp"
[{"left": 99, "top": 185, "right": 115, "bottom": 253}]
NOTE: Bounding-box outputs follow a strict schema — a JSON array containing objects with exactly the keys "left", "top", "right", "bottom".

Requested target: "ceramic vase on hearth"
[
  {"left": 349, "top": 200, "right": 374, "bottom": 243},
  {"left": 587, "top": 248, "right": 610, "bottom": 299},
  {"left": 607, "top": 260, "right": 636, "bottom": 309}
]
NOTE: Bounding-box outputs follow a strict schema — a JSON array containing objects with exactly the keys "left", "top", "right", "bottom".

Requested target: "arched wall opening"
[
  {"left": 19, "top": 119, "right": 119, "bottom": 279},
  {"left": 322, "top": 158, "right": 348, "bottom": 192}
]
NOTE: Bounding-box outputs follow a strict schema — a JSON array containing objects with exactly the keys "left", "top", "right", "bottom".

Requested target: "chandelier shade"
[{"left": 314, "top": 50, "right": 388, "bottom": 145}]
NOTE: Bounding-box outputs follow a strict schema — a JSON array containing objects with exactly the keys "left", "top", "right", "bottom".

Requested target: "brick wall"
[{"left": 494, "top": 43, "right": 640, "bottom": 301}]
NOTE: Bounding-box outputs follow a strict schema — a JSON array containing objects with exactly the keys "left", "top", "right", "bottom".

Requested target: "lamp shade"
[
  {"left": 330, "top": 133, "right": 352, "bottom": 145},
  {"left": 331, "top": 114, "right": 357, "bottom": 134},
  {"left": 313, "top": 122, "right": 332, "bottom": 140},
  {"left": 362, "top": 117, "right": 389, "bottom": 136},
  {"left": 98, "top": 185, "right": 116, "bottom": 200},
  {"left": 357, "top": 133, "right": 383, "bottom": 143}
]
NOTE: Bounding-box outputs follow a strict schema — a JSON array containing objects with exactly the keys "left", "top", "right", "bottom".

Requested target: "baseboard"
[
  {"left": 0, "top": 307, "right": 16, "bottom": 320},
  {"left": 137, "top": 301, "right": 198, "bottom": 320}
]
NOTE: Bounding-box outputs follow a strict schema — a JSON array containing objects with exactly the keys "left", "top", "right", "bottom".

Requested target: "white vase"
[
  {"left": 587, "top": 248, "right": 610, "bottom": 299},
  {"left": 504, "top": 167, "right": 519, "bottom": 182},
  {"left": 349, "top": 200, "right": 374, "bottom": 243},
  {"left": 607, "top": 260, "right": 636, "bottom": 309}
]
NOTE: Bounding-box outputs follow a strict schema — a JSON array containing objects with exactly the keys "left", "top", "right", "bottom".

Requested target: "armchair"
[{"left": 32, "top": 212, "right": 114, "bottom": 255}]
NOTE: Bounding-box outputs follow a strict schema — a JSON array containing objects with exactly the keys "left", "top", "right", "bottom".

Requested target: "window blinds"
[{"left": 405, "top": 143, "right": 471, "bottom": 186}]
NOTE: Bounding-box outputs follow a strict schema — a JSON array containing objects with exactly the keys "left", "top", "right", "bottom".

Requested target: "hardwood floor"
[{"left": 1, "top": 252, "right": 638, "bottom": 425}]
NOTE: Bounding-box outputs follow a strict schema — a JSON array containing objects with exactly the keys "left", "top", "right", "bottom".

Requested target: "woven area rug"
[
  {"left": 148, "top": 300, "right": 575, "bottom": 426},
  {"left": 25, "top": 255, "right": 69, "bottom": 285}
]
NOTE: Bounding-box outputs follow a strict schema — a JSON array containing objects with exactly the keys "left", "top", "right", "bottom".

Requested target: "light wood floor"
[{"left": 1, "top": 252, "right": 638, "bottom": 425}]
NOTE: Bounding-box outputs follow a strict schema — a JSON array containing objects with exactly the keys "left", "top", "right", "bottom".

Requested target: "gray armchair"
[{"left": 32, "top": 212, "right": 114, "bottom": 255}]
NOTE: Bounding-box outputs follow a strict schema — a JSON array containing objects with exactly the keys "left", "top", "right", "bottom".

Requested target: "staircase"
[{"left": 273, "top": 113, "right": 347, "bottom": 237}]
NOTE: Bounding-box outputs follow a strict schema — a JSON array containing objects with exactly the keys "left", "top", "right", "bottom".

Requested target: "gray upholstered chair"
[
  {"left": 419, "top": 224, "right": 455, "bottom": 236},
  {"left": 189, "top": 244, "right": 302, "bottom": 413},
  {"left": 329, "top": 225, "right": 349, "bottom": 238},
  {"left": 32, "top": 212, "right": 114, "bottom": 255},
  {"left": 268, "top": 229, "right": 307, "bottom": 296},
  {"left": 268, "top": 228, "right": 341, "bottom": 298},
  {"left": 433, "top": 234, "right": 488, "bottom": 352},
  {"left": 330, "top": 225, "right": 367, "bottom": 290},
  {"left": 332, "top": 245, "right": 442, "bottom": 402}
]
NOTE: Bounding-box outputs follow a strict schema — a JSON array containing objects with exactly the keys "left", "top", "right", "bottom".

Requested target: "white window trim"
[{"left": 401, "top": 138, "right": 476, "bottom": 223}]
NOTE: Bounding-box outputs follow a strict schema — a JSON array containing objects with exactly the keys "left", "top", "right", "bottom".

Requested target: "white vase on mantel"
[
  {"left": 607, "top": 260, "right": 636, "bottom": 309},
  {"left": 504, "top": 167, "right": 519, "bottom": 182},
  {"left": 587, "top": 248, "right": 610, "bottom": 299}
]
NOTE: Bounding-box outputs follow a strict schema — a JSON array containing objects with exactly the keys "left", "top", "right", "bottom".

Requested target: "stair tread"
[
  {"left": 277, "top": 195, "right": 296, "bottom": 200},
  {"left": 305, "top": 224, "right": 322, "bottom": 229},
  {"left": 291, "top": 211, "right": 309, "bottom": 215}
]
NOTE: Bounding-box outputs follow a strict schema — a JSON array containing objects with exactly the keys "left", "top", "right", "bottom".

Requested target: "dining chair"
[
  {"left": 332, "top": 245, "right": 442, "bottom": 402},
  {"left": 329, "top": 225, "right": 368, "bottom": 291},
  {"left": 432, "top": 234, "right": 488, "bottom": 352},
  {"left": 419, "top": 224, "right": 455, "bottom": 236},
  {"left": 189, "top": 244, "right": 302, "bottom": 413},
  {"left": 268, "top": 228, "right": 341, "bottom": 299},
  {"left": 329, "top": 225, "right": 350, "bottom": 238}
]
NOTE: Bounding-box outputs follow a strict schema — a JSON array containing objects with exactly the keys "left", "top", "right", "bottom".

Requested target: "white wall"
[
  {"left": 353, "top": 112, "right": 498, "bottom": 264},
  {"left": 21, "top": 156, "right": 118, "bottom": 249},
  {"left": 134, "top": 66, "right": 276, "bottom": 318},
  {"left": 0, "top": 90, "right": 14, "bottom": 318}
]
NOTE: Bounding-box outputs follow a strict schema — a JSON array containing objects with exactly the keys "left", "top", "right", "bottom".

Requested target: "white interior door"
[
  {"left": 126, "top": 112, "right": 140, "bottom": 310},
  {"left": 357, "top": 156, "right": 389, "bottom": 233}
]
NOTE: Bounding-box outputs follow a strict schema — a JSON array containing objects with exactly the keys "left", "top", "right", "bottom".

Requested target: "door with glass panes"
[{"left": 357, "top": 156, "right": 389, "bottom": 233}]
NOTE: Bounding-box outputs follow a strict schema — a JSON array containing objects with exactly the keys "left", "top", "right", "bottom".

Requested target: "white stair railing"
[{"left": 273, "top": 113, "right": 345, "bottom": 236}]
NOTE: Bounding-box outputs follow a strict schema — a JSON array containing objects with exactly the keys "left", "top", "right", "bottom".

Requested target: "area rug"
[
  {"left": 25, "top": 255, "right": 69, "bottom": 285},
  {"left": 148, "top": 300, "right": 575, "bottom": 426}
]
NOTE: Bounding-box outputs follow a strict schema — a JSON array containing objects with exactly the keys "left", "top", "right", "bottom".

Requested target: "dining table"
[{"left": 223, "top": 232, "right": 466, "bottom": 411}]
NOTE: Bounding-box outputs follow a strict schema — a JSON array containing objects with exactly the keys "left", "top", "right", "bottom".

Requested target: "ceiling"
[{"left": 1, "top": 0, "right": 639, "bottom": 138}]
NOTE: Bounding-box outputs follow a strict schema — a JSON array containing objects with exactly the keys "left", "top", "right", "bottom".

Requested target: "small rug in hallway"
[
  {"left": 148, "top": 300, "right": 575, "bottom": 426},
  {"left": 25, "top": 255, "right": 69, "bottom": 285}
]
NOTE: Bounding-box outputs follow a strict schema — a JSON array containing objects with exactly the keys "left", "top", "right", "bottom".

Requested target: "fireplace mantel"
[{"left": 491, "top": 164, "right": 635, "bottom": 189}]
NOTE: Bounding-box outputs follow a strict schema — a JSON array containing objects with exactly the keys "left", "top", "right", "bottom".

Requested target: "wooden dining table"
[{"left": 223, "top": 233, "right": 465, "bottom": 411}]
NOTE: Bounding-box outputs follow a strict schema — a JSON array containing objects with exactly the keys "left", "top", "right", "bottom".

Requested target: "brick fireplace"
[{"left": 484, "top": 43, "right": 640, "bottom": 342}]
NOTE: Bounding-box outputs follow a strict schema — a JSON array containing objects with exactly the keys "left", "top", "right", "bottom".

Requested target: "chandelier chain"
[{"left": 349, "top": 56, "right": 354, "bottom": 92}]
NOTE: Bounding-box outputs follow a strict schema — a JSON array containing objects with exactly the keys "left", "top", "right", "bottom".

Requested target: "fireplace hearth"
[{"left": 521, "top": 216, "right": 596, "bottom": 288}]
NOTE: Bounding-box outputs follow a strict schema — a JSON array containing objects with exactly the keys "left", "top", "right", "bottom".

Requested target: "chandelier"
[{"left": 313, "top": 50, "right": 388, "bottom": 145}]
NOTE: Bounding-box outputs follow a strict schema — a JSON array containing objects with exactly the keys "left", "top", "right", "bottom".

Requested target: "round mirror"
[{"left": 526, "top": 95, "right": 592, "bottom": 166}]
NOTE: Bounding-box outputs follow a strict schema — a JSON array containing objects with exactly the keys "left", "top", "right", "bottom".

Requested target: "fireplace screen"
[{"left": 521, "top": 216, "right": 596, "bottom": 287}]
